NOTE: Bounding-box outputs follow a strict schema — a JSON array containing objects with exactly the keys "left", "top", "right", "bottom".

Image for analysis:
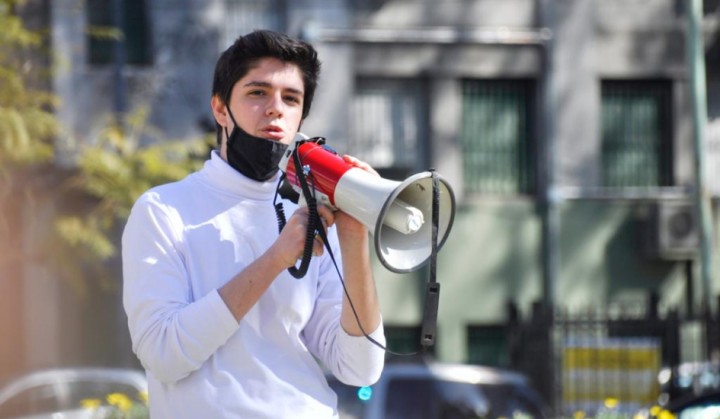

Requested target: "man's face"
[{"left": 212, "top": 57, "right": 305, "bottom": 160}]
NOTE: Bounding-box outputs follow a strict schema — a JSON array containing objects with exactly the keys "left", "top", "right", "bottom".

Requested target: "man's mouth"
[{"left": 260, "top": 126, "right": 284, "bottom": 140}]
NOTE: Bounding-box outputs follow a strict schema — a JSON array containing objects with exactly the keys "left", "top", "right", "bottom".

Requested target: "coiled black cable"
[{"left": 273, "top": 148, "right": 323, "bottom": 279}]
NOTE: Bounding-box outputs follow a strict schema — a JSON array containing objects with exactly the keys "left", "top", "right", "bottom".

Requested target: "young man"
[{"left": 122, "top": 30, "right": 385, "bottom": 418}]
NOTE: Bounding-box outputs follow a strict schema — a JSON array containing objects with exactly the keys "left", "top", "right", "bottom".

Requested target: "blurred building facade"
[{"left": 4, "top": 0, "right": 720, "bottom": 394}]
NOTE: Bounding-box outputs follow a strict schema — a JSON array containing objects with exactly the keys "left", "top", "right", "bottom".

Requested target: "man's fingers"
[
  {"left": 343, "top": 155, "right": 379, "bottom": 177},
  {"left": 287, "top": 205, "right": 335, "bottom": 257},
  {"left": 316, "top": 205, "right": 335, "bottom": 228},
  {"left": 313, "top": 231, "right": 325, "bottom": 256}
]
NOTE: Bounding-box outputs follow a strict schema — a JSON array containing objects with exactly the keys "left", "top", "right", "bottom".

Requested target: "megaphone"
[{"left": 278, "top": 133, "right": 456, "bottom": 273}]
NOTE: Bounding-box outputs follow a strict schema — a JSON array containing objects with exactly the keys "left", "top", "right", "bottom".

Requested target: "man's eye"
[
  {"left": 285, "top": 96, "right": 301, "bottom": 104},
  {"left": 249, "top": 90, "right": 265, "bottom": 96}
]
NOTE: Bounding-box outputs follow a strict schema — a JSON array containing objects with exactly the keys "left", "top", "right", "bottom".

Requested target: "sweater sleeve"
[
  {"left": 122, "top": 192, "right": 238, "bottom": 384},
  {"left": 301, "top": 232, "right": 386, "bottom": 387}
]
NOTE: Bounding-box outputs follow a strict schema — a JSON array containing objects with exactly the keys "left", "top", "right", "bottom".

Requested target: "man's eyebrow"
[{"left": 243, "top": 81, "right": 303, "bottom": 95}]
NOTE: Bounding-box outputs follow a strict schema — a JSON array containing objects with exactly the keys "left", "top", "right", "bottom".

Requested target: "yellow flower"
[
  {"left": 604, "top": 398, "right": 619, "bottom": 409},
  {"left": 658, "top": 410, "right": 676, "bottom": 419},
  {"left": 80, "top": 398, "right": 101, "bottom": 410},
  {"left": 106, "top": 392, "right": 133, "bottom": 412},
  {"left": 573, "top": 411, "right": 586, "bottom": 419},
  {"left": 138, "top": 390, "right": 149, "bottom": 405}
]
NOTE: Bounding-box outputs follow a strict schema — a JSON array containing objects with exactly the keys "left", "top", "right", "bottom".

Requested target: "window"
[
  {"left": 86, "top": 0, "right": 151, "bottom": 66},
  {"left": 461, "top": 79, "right": 536, "bottom": 195},
  {"left": 222, "top": 0, "right": 284, "bottom": 48},
  {"left": 467, "top": 325, "right": 509, "bottom": 367},
  {"left": 706, "top": 0, "right": 720, "bottom": 14},
  {"left": 673, "top": 0, "right": 720, "bottom": 16},
  {"left": 601, "top": 80, "right": 673, "bottom": 187},
  {"left": 349, "top": 78, "right": 426, "bottom": 179},
  {"left": 384, "top": 325, "right": 434, "bottom": 356}
]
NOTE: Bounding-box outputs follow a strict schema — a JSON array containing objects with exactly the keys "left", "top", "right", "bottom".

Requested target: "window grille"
[
  {"left": 706, "top": 0, "right": 720, "bottom": 14},
  {"left": 384, "top": 325, "right": 433, "bottom": 356},
  {"left": 222, "top": 0, "right": 283, "bottom": 49},
  {"left": 86, "top": 0, "right": 151, "bottom": 66},
  {"left": 461, "top": 79, "right": 535, "bottom": 195},
  {"left": 349, "top": 78, "right": 425, "bottom": 175},
  {"left": 467, "top": 324, "right": 509, "bottom": 367},
  {"left": 601, "top": 80, "right": 673, "bottom": 187}
]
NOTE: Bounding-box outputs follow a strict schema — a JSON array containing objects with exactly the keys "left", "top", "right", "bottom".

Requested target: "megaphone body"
[{"left": 278, "top": 134, "right": 455, "bottom": 273}]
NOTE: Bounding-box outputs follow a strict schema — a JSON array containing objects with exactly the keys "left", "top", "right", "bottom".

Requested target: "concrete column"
[
  {"left": 553, "top": 0, "right": 600, "bottom": 188},
  {"left": 429, "top": 78, "right": 464, "bottom": 202}
]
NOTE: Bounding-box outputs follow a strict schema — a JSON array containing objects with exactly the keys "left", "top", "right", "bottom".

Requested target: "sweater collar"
[{"left": 199, "top": 150, "right": 280, "bottom": 200}]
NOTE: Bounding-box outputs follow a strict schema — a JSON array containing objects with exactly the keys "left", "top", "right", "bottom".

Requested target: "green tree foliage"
[
  {"left": 55, "top": 109, "right": 211, "bottom": 293},
  {"left": 0, "top": 0, "right": 211, "bottom": 294},
  {"left": 0, "top": 0, "right": 57, "bottom": 166}
]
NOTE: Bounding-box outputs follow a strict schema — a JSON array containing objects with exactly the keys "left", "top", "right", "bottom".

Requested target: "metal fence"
[{"left": 505, "top": 297, "right": 720, "bottom": 417}]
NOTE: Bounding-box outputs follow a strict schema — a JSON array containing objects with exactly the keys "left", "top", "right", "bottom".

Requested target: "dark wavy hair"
[{"left": 211, "top": 30, "right": 322, "bottom": 143}]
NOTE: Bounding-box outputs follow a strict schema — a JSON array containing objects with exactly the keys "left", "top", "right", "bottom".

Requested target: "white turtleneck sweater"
[{"left": 122, "top": 151, "right": 385, "bottom": 418}]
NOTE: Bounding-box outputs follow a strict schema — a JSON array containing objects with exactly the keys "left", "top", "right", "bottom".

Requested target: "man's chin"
[{"left": 280, "top": 135, "right": 297, "bottom": 145}]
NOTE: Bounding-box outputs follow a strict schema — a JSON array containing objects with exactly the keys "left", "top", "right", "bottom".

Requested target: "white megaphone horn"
[{"left": 278, "top": 133, "right": 456, "bottom": 273}]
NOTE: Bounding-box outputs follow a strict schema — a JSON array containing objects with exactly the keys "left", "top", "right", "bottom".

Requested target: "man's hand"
[
  {"left": 342, "top": 154, "right": 379, "bottom": 176},
  {"left": 270, "top": 204, "right": 335, "bottom": 269},
  {"left": 269, "top": 154, "right": 378, "bottom": 268}
]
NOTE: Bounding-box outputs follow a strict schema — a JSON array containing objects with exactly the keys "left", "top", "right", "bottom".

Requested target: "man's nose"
[{"left": 265, "top": 93, "right": 284, "bottom": 117}]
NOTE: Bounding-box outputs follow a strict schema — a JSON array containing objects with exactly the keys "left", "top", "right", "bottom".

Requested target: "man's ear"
[{"left": 210, "top": 95, "right": 228, "bottom": 128}]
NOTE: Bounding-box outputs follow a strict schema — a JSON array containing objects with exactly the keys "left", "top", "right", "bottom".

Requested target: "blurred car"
[
  {"left": 635, "top": 361, "right": 720, "bottom": 419},
  {"left": 658, "top": 361, "right": 720, "bottom": 401},
  {"left": 327, "top": 361, "right": 549, "bottom": 419},
  {"left": 664, "top": 391, "right": 720, "bottom": 419},
  {"left": 0, "top": 368, "right": 148, "bottom": 419}
]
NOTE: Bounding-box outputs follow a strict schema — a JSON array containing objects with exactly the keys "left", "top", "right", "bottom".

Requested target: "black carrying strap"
[{"left": 420, "top": 170, "right": 441, "bottom": 351}]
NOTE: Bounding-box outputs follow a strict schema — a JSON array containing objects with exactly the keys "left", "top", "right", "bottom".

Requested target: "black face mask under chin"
[{"left": 223, "top": 109, "right": 288, "bottom": 182}]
